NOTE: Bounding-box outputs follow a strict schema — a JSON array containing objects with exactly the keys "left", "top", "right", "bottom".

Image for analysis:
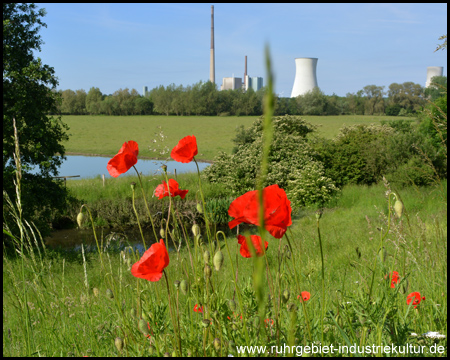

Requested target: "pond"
[
  {"left": 31, "top": 155, "right": 210, "bottom": 179},
  {"left": 45, "top": 224, "right": 238, "bottom": 255}
]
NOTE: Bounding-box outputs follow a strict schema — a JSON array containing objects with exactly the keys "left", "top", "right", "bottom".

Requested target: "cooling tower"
[
  {"left": 425, "top": 66, "right": 444, "bottom": 88},
  {"left": 290, "top": 58, "right": 318, "bottom": 98}
]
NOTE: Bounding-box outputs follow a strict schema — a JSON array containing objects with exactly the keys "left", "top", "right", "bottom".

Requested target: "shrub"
[{"left": 203, "top": 115, "right": 338, "bottom": 210}]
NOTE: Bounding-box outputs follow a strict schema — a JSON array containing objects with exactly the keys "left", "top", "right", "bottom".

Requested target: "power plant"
[
  {"left": 425, "top": 66, "right": 444, "bottom": 88},
  {"left": 290, "top": 57, "right": 318, "bottom": 98},
  {"left": 220, "top": 55, "right": 263, "bottom": 91}
]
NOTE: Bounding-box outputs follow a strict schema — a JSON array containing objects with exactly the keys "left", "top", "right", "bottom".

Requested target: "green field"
[{"left": 61, "top": 115, "right": 415, "bottom": 161}]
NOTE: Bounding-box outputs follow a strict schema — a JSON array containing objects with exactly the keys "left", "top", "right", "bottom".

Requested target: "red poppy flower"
[
  {"left": 297, "top": 291, "right": 310, "bottom": 302},
  {"left": 131, "top": 239, "right": 169, "bottom": 282},
  {"left": 385, "top": 271, "right": 400, "bottom": 288},
  {"left": 171, "top": 135, "right": 198, "bottom": 163},
  {"left": 237, "top": 234, "right": 268, "bottom": 258},
  {"left": 407, "top": 292, "right": 425, "bottom": 309},
  {"left": 154, "top": 179, "right": 189, "bottom": 199},
  {"left": 264, "top": 318, "right": 274, "bottom": 327},
  {"left": 228, "top": 184, "right": 292, "bottom": 239},
  {"left": 107, "top": 140, "right": 139, "bottom": 177},
  {"left": 193, "top": 304, "right": 204, "bottom": 313}
]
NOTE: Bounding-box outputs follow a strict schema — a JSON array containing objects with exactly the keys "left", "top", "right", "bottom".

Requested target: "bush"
[{"left": 203, "top": 115, "right": 338, "bottom": 210}]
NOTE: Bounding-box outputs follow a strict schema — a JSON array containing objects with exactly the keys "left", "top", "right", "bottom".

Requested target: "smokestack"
[
  {"left": 210, "top": 5, "right": 215, "bottom": 84},
  {"left": 244, "top": 55, "right": 247, "bottom": 88}
]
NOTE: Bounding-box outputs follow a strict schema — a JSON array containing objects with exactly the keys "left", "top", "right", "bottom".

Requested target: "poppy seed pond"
[{"left": 32, "top": 155, "right": 210, "bottom": 179}]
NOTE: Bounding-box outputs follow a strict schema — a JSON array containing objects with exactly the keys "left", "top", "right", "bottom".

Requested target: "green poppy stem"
[
  {"left": 131, "top": 184, "right": 146, "bottom": 251},
  {"left": 163, "top": 270, "right": 181, "bottom": 356},
  {"left": 133, "top": 165, "right": 158, "bottom": 242}
]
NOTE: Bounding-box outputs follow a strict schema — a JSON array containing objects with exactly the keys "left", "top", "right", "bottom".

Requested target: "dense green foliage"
[
  {"left": 56, "top": 78, "right": 435, "bottom": 117},
  {"left": 3, "top": 3, "right": 70, "bottom": 235},
  {"left": 203, "top": 115, "right": 339, "bottom": 209}
]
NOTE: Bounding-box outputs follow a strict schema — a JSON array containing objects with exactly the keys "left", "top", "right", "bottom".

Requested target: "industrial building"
[{"left": 220, "top": 77, "right": 242, "bottom": 91}]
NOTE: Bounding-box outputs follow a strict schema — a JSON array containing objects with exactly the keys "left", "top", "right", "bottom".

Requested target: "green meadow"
[{"left": 61, "top": 115, "right": 414, "bottom": 161}]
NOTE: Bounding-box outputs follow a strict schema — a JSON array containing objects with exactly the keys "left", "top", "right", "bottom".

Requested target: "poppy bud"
[
  {"left": 92, "top": 287, "right": 99, "bottom": 297},
  {"left": 130, "top": 308, "right": 137, "bottom": 318},
  {"left": 180, "top": 280, "right": 188, "bottom": 294},
  {"left": 203, "top": 250, "right": 210, "bottom": 263},
  {"left": 77, "top": 212, "right": 84, "bottom": 228},
  {"left": 213, "top": 250, "right": 224, "bottom": 271},
  {"left": 174, "top": 280, "right": 180, "bottom": 290},
  {"left": 287, "top": 303, "right": 297, "bottom": 312},
  {"left": 282, "top": 289, "right": 290, "bottom": 304},
  {"left": 201, "top": 319, "right": 211, "bottom": 328},
  {"left": 213, "top": 338, "right": 221, "bottom": 351},
  {"left": 196, "top": 203, "right": 203, "bottom": 214},
  {"left": 283, "top": 245, "right": 291, "bottom": 259},
  {"left": 228, "top": 299, "right": 236, "bottom": 312},
  {"left": 204, "top": 264, "right": 212, "bottom": 279},
  {"left": 130, "top": 182, "right": 136, "bottom": 191},
  {"left": 160, "top": 227, "right": 165, "bottom": 239},
  {"left": 196, "top": 234, "right": 203, "bottom": 247},
  {"left": 192, "top": 223, "right": 200, "bottom": 237},
  {"left": 394, "top": 200, "right": 404, "bottom": 218},
  {"left": 138, "top": 319, "right": 149, "bottom": 335},
  {"left": 106, "top": 288, "right": 114, "bottom": 299},
  {"left": 115, "top": 337, "right": 124, "bottom": 352},
  {"left": 161, "top": 164, "right": 167, "bottom": 172}
]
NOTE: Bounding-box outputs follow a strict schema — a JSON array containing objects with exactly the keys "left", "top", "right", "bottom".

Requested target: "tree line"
[{"left": 55, "top": 76, "right": 446, "bottom": 117}]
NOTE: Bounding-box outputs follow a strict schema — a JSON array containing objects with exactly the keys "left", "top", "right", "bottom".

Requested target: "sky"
[{"left": 34, "top": 3, "right": 447, "bottom": 97}]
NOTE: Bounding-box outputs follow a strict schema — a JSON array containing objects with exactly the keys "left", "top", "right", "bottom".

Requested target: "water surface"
[{"left": 33, "top": 155, "right": 210, "bottom": 179}]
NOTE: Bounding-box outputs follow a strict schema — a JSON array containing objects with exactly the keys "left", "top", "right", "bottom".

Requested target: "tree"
[
  {"left": 3, "top": 3, "right": 70, "bottom": 234},
  {"left": 362, "top": 85, "right": 385, "bottom": 115},
  {"left": 86, "top": 87, "right": 103, "bottom": 114}
]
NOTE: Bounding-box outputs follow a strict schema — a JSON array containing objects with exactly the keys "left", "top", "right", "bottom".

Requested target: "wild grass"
[
  {"left": 61, "top": 114, "right": 415, "bottom": 161},
  {"left": 3, "top": 179, "right": 447, "bottom": 356}
]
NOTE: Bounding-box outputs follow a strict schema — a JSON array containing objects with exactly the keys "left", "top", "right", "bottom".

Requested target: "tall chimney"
[
  {"left": 244, "top": 55, "right": 247, "bottom": 89},
  {"left": 210, "top": 5, "right": 215, "bottom": 84}
]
